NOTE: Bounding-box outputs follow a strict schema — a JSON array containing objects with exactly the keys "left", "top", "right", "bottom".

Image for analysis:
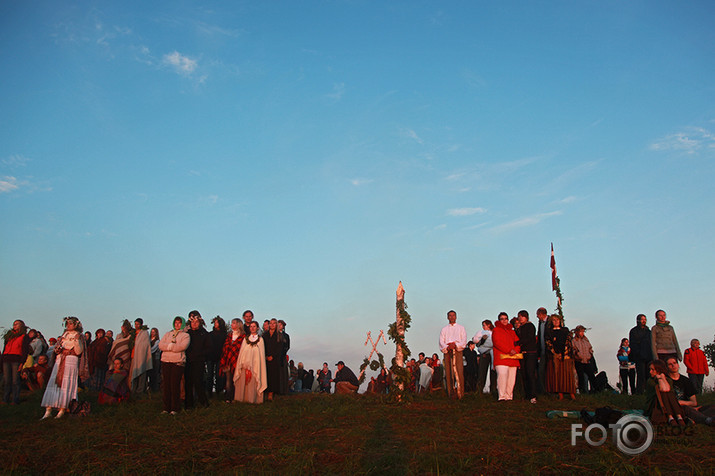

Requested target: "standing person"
[
  {"left": 206, "top": 316, "right": 227, "bottom": 398},
  {"left": 219, "top": 318, "right": 245, "bottom": 402},
  {"left": 535, "top": 307, "right": 551, "bottom": 395},
  {"left": 545, "top": 314, "right": 576, "bottom": 400},
  {"left": 159, "top": 316, "right": 190, "bottom": 415},
  {"left": 683, "top": 339, "right": 709, "bottom": 394},
  {"left": 241, "top": 310, "right": 255, "bottom": 335},
  {"left": 278, "top": 320, "right": 290, "bottom": 395},
  {"left": 492, "top": 312, "right": 520, "bottom": 402},
  {"left": 263, "top": 318, "right": 283, "bottom": 401},
  {"left": 473, "top": 320, "right": 496, "bottom": 395},
  {"left": 107, "top": 320, "right": 133, "bottom": 373},
  {"left": 439, "top": 310, "right": 467, "bottom": 399},
  {"left": 88, "top": 329, "right": 111, "bottom": 391},
  {"left": 572, "top": 325, "right": 597, "bottom": 394},
  {"left": 3, "top": 319, "right": 31, "bottom": 405},
  {"left": 629, "top": 314, "right": 652, "bottom": 394},
  {"left": 516, "top": 310, "right": 538, "bottom": 404},
  {"left": 463, "top": 341, "right": 479, "bottom": 393},
  {"left": 318, "top": 363, "right": 332, "bottom": 393},
  {"left": 185, "top": 311, "right": 210, "bottom": 409},
  {"left": 130, "top": 318, "right": 153, "bottom": 395},
  {"left": 233, "top": 321, "right": 266, "bottom": 404},
  {"left": 41, "top": 317, "right": 89, "bottom": 419},
  {"left": 651, "top": 309, "right": 682, "bottom": 363},
  {"left": 148, "top": 327, "right": 161, "bottom": 393},
  {"left": 617, "top": 338, "right": 636, "bottom": 395}
]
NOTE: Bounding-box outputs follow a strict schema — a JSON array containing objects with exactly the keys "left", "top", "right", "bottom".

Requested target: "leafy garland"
[
  {"left": 387, "top": 297, "right": 412, "bottom": 403},
  {"left": 703, "top": 334, "right": 715, "bottom": 370},
  {"left": 357, "top": 352, "right": 386, "bottom": 385},
  {"left": 554, "top": 276, "right": 565, "bottom": 324}
]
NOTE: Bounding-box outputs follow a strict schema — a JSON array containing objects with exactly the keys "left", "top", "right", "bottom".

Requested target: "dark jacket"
[
  {"left": 334, "top": 366, "right": 359, "bottom": 387},
  {"left": 185, "top": 327, "right": 211, "bottom": 363},
  {"left": 517, "top": 321, "right": 537, "bottom": 353},
  {"left": 629, "top": 325, "right": 652, "bottom": 363},
  {"left": 207, "top": 329, "right": 227, "bottom": 362}
]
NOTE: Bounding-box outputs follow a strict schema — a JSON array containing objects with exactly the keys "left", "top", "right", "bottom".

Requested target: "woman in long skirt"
[
  {"left": 545, "top": 314, "right": 576, "bottom": 400},
  {"left": 41, "top": 317, "right": 89, "bottom": 419},
  {"left": 233, "top": 321, "right": 266, "bottom": 404}
]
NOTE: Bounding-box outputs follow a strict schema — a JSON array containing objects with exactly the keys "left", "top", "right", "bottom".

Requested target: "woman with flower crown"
[
  {"left": 233, "top": 321, "right": 266, "bottom": 403},
  {"left": 41, "top": 317, "right": 89, "bottom": 419}
]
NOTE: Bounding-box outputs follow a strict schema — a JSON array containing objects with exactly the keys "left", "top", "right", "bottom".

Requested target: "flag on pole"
[{"left": 550, "top": 242, "right": 557, "bottom": 291}]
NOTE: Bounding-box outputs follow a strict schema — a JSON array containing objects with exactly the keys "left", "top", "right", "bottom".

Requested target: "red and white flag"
[{"left": 550, "top": 242, "right": 557, "bottom": 291}]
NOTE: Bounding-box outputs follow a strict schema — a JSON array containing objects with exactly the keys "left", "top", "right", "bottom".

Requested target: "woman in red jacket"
[
  {"left": 492, "top": 312, "right": 520, "bottom": 401},
  {"left": 3, "top": 320, "right": 31, "bottom": 405}
]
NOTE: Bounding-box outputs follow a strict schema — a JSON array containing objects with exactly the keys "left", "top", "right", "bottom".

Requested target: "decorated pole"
[
  {"left": 388, "top": 281, "right": 412, "bottom": 403},
  {"left": 395, "top": 281, "right": 405, "bottom": 367},
  {"left": 551, "top": 242, "right": 565, "bottom": 323}
]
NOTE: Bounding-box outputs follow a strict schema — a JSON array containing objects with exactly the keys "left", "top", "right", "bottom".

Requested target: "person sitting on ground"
[
  {"left": 430, "top": 353, "right": 443, "bottom": 391},
  {"left": 683, "top": 339, "right": 709, "bottom": 394},
  {"left": 666, "top": 357, "right": 713, "bottom": 427},
  {"left": 21, "top": 354, "right": 50, "bottom": 391},
  {"left": 332, "top": 361, "right": 360, "bottom": 394},
  {"left": 644, "top": 359, "right": 686, "bottom": 427},
  {"left": 98, "top": 358, "right": 130, "bottom": 404}
]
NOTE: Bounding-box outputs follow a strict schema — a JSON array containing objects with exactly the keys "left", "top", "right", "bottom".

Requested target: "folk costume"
[{"left": 233, "top": 333, "right": 267, "bottom": 404}]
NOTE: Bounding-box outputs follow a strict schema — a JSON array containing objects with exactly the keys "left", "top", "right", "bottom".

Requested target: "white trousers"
[{"left": 495, "top": 365, "right": 517, "bottom": 401}]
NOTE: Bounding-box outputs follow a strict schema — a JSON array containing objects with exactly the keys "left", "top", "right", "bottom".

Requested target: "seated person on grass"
[
  {"left": 98, "top": 358, "right": 130, "bottom": 404},
  {"left": 666, "top": 357, "right": 714, "bottom": 427}
]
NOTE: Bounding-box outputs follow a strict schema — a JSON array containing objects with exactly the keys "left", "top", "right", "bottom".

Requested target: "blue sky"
[{"left": 1, "top": 1, "right": 713, "bottom": 388}]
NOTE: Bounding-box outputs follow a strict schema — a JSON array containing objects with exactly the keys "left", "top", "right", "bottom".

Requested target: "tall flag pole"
[{"left": 551, "top": 243, "right": 565, "bottom": 323}]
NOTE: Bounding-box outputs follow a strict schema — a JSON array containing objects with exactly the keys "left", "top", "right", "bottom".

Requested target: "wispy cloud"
[
  {"left": 650, "top": 127, "right": 715, "bottom": 155},
  {"left": 0, "top": 176, "right": 20, "bottom": 193},
  {"left": 490, "top": 211, "right": 562, "bottom": 233},
  {"left": 2, "top": 155, "right": 30, "bottom": 167},
  {"left": 350, "top": 178, "right": 373, "bottom": 186},
  {"left": 163, "top": 51, "right": 198, "bottom": 75},
  {"left": 326, "top": 82, "right": 345, "bottom": 101},
  {"left": 433, "top": 224, "right": 447, "bottom": 230},
  {"left": 195, "top": 21, "right": 243, "bottom": 38},
  {"left": 447, "top": 207, "right": 486, "bottom": 216},
  {"left": 400, "top": 128, "right": 424, "bottom": 144},
  {"left": 557, "top": 196, "right": 578, "bottom": 204}
]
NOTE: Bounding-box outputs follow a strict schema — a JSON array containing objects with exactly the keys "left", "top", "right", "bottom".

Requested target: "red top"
[
  {"left": 492, "top": 322, "right": 521, "bottom": 368},
  {"left": 683, "top": 348, "right": 709, "bottom": 375}
]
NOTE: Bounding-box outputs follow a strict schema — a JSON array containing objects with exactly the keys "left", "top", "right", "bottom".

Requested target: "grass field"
[{"left": 2, "top": 388, "right": 714, "bottom": 475}]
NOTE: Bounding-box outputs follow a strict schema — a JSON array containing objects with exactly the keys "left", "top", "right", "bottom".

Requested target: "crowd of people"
[{"left": 1, "top": 307, "right": 712, "bottom": 427}]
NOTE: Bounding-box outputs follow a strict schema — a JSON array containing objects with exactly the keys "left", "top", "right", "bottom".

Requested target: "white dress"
[{"left": 41, "top": 330, "right": 82, "bottom": 409}]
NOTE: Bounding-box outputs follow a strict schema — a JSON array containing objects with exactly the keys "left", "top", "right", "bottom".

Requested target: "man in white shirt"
[{"left": 439, "top": 310, "right": 467, "bottom": 399}]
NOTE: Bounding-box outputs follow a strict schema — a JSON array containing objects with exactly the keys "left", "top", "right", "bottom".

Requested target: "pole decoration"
[{"left": 387, "top": 282, "right": 412, "bottom": 403}]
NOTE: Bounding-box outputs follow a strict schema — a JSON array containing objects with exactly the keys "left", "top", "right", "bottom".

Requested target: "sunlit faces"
[
  {"left": 638, "top": 314, "right": 647, "bottom": 327},
  {"left": 249, "top": 321, "right": 259, "bottom": 334},
  {"left": 190, "top": 318, "right": 201, "bottom": 330},
  {"left": 666, "top": 358, "right": 680, "bottom": 373},
  {"left": 447, "top": 311, "right": 457, "bottom": 324},
  {"left": 173, "top": 318, "right": 183, "bottom": 331},
  {"left": 113, "top": 358, "right": 123, "bottom": 372},
  {"left": 655, "top": 310, "right": 667, "bottom": 323}
]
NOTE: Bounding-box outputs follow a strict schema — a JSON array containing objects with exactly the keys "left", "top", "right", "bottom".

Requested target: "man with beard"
[{"left": 629, "top": 314, "right": 652, "bottom": 394}]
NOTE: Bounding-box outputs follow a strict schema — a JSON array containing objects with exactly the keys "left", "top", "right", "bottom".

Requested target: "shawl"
[
  {"left": 130, "top": 329, "right": 153, "bottom": 382},
  {"left": 548, "top": 327, "right": 571, "bottom": 357},
  {"left": 55, "top": 330, "right": 90, "bottom": 387},
  {"left": 219, "top": 332, "right": 244, "bottom": 376},
  {"left": 233, "top": 335, "right": 267, "bottom": 395},
  {"left": 108, "top": 332, "right": 133, "bottom": 368},
  {"left": 98, "top": 369, "right": 130, "bottom": 404}
]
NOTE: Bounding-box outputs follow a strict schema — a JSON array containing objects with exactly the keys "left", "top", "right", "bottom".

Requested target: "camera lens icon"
[{"left": 614, "top": 414, "right": 653, "bottom": 455}]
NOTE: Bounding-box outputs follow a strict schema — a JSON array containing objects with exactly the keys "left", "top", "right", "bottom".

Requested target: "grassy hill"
[{"left": 2, "top": 389, "right": 714, "bottom": 475}]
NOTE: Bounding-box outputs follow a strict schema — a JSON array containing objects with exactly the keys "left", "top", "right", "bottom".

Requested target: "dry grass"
[{"left": 2, "top": 388, "right": 714, "bottom": 475}]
